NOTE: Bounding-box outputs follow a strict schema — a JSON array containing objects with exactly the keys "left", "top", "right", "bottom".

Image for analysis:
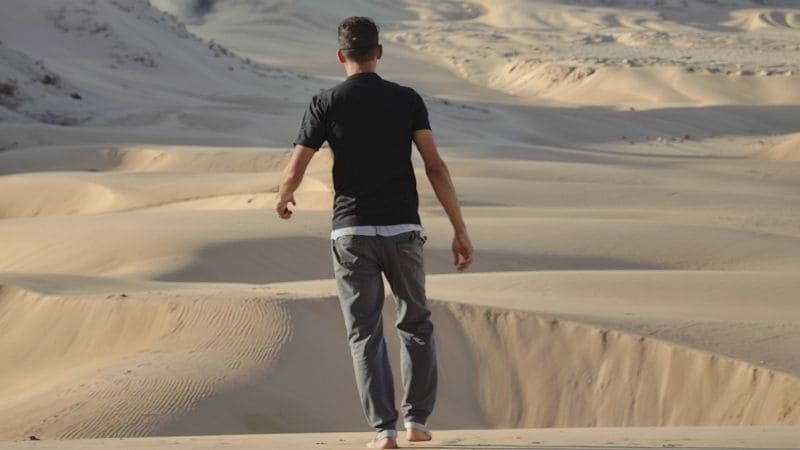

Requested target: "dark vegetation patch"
[
  {"left": 40, "top": 73, "right": 61, "bottom": 86},
  {"left": 0, "top": 80, "right": 18, "bottom": 108}
]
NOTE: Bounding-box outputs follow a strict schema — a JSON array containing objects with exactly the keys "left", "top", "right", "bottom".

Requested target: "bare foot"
[
  {"left": 366, "top": 436, "right": 398, "bottom": 449},
  {"left": 406, "top": 427, "right": 432, "bottom": 442}
]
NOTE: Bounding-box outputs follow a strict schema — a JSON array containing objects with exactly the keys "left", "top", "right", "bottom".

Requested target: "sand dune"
[
  {"left": 0, "top": 0, "right": 318, "bottom": 146},
  {"left": 726, "top": 8, "right": 800, "bottom": 31},
  {"left": 0, "top": 283, "right": 292, "bottom": 438},
  {"left": 757, "top": 133, "right": 800, "bottom": 160},
  {"left": 0, "top": 145, "right": 292, "bottom": 174},
  {"left": 382, "top": 0, "right": 800, "bottom": 106},
  {"left": 1, "top": 276, "right": 798, "bottom": 440},
  {"left": 1, "top": 0, "right": 799, "bottom": 445}
]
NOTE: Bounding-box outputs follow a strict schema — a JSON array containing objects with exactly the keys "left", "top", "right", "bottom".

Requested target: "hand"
[
  {"left": 275, "top": 195, "right": 296, "bottom": 219},
  {"left": 452, "top": 231, "right": 474, "bottom": 272}
]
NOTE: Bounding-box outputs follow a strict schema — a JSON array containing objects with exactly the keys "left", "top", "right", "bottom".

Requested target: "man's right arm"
[{"left": 413, "top": 129, "right": 474, "bottom": 272}]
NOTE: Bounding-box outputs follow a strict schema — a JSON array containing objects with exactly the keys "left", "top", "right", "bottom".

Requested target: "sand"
[
  {"left": 1, "top": 0, "right": 799, "bottom": 447},
  {"left": 1, "top": 427, "right": 799, "bottom": 450}
]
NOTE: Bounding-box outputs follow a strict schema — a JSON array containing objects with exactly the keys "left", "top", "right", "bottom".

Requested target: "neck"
[{"left": 345, "top": 61, "right": 378, "bottom": 76}]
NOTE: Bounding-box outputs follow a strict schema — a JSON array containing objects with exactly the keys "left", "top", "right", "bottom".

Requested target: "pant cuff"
[
  {"left": 404, "top": 420, "right": 428, "bottom": 431},
  {"left": 375, "top": 429, "right": 398, "bottom": 440}
]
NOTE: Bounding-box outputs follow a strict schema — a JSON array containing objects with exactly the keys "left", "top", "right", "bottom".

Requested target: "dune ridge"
[{"left": 1, "top": 280, "right": 798, "bottom": 440}]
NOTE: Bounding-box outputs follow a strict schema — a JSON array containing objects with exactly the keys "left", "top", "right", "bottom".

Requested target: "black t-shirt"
[{"left": 294, "top": 72, "right": 431, "bottom": 229}]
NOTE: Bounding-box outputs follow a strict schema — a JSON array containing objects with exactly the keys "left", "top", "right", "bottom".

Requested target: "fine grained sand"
[
  {"left": 1, "top": 0, "right": 799, "bottom": 446},
  {"left": 0, "top": 427, "right": 798, "bottom": 450}
]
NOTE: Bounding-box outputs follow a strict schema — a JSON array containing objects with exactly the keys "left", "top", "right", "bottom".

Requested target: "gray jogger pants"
[{"left": 332, "top": 230, "right": 437, "bottom": 433}]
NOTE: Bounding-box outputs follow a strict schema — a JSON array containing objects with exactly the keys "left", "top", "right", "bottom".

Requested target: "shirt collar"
[{"left": 346, "top": 72, "right": 381, "bottom": 81}]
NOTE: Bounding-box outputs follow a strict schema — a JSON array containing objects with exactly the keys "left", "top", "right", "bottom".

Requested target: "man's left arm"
[{"left": 275, "top": 145, "right": 316, "bottom": 219}]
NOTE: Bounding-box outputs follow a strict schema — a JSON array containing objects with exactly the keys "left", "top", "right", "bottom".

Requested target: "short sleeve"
[
  {"left": 410, "top": 89, "right": 431, "bottom": 131},
  {"left": 293, "top": 94, "right": 327, "bottom": 150}
]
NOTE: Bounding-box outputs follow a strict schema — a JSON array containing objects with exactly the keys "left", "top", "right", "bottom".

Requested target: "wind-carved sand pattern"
[
  {"left": 0, "top": 285, "right": 292, "bottom": 439},
  {"left": 1, "top": 0, "right": 800, "bottom": 446}
]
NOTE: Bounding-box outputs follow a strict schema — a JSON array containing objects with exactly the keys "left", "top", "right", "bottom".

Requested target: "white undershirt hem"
[{"left": 330, "top": 224, "right": 423, "bottom": 240}]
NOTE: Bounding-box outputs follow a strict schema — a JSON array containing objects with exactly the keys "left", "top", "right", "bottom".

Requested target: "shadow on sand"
[{"left": 154, "top": 237, "right": 666, "bottom": 284}]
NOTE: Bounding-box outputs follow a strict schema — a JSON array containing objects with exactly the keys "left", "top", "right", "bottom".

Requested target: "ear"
[
  {"left": 336, "top": 48, "right": 347, "bottom": 63},
  {"left": 376, "top": 44, "right": 383, "bottom": 60}
]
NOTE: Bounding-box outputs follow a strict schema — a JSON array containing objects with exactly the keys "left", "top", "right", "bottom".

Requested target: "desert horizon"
[{"left": 1, "top": 1, "right": 799, "bottom": 449}]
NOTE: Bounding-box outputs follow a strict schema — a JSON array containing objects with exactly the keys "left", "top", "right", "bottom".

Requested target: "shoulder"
[
  {"left": 384, "top": 80, "right": 425, "bottom": 106},
  {"left": 372, "top": 76, "right": 416, "bottom": 95},
  {"left": 403, "top": 86, "right": 426, "bottom": 109},
  {"left": 304, "top": 87, "right": 336, "bottom": 116},
  {"left": 311, "top": 86, "right": 336, "bottom": 104}
]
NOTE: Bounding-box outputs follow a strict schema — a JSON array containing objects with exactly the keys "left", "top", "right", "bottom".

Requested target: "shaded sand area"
[{"left": 1, "top": 0, "right": 800, "bottom": 446}]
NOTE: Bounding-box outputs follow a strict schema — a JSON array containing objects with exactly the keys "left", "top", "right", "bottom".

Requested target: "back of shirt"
[{"left": 294, "top": 72, "right": 431, "bottom": 229}]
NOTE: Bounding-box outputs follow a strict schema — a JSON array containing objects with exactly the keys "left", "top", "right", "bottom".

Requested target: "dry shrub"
[
  {"left": 0, "top": 81, "right": 18, "bottom": 107},
  {"left": 41, "top": 74, "right": 61, "bottom": 86}
]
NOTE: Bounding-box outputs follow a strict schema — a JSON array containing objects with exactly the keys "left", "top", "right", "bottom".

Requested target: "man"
[{"left": 275, "top": 16, "right": 473, "bottom": 449}]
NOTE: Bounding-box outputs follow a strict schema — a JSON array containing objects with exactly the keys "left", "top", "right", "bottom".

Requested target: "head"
[{"left": 337, "top": 16, "right": 383, "bottom": 74}]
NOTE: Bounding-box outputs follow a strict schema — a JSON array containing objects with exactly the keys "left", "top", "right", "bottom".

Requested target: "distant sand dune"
[
  {"left": 0, "top": 172, "right": 281, "bottom": 218},
  {"left": 0, "top": 174, "right": 116, "bottom": 218},
  {"left": 756, "top": 133, "right": 800, "bottom": 161},
  {"left": 0, "top": 147, "right": 333, "bottom": 219},
  {"left": 0, "top": 145, "right": 293, "bottom": 175},
  {"left": 96, "top": 146, "right": 292, "bottom": 174},
  {"left": 726, "top": 9, "right": 800, "bottom": 31},
  {"left": 385, "top": 0, "right": 800, "bottom": 106}
]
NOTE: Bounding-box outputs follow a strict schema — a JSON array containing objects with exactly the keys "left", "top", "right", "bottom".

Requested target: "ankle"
[
  {"left": 370, "top": 436, "right": 398, "bottom": 449},
  {"left": 404, "top": 422, "right": 431, "bottom": 442}
]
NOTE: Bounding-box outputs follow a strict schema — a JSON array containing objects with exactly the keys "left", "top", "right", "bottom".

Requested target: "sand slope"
[
  {"left": 757, "top": 133, "right": 800, "bottom": 161},
  {"left": 1, "top": 0, "right": 799, "bottom": 443},
  {"left": 0, "top": 284, "right": 290, "bottom": 438},
  {"left": 1, "top": 276, "right": 799, "bottom": 440},
  {"left": 0, "top": 0, "right": 321, "bottom": 148}
]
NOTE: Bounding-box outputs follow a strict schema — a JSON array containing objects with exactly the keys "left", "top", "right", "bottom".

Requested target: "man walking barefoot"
[{"left": 276, "top": 16, "right": 473, "bottom": 449}]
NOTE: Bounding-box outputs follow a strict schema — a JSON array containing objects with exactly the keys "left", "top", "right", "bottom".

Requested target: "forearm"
[
  {"left": 427, "top": 164, "right": 467, "bottom": 234},
  {"left": 277, "top": 170, "right": 303, "bottom": 202}
]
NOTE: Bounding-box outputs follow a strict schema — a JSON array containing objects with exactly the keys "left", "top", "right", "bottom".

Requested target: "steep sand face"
[{"left": 430, "top": 302, "right": 800, "bottom": 428}]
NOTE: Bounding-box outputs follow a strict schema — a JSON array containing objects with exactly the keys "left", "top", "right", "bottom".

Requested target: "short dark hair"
[{"left": 338, "top": 16, "right": 380, "bottom": 64}]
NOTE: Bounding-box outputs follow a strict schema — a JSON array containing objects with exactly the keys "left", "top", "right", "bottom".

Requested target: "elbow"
[{"left": 425, "top": 160, "right": 448, "bottom": 179}]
